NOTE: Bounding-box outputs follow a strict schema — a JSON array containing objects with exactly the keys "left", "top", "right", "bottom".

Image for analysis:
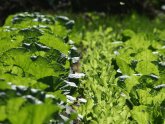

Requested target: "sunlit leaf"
[{"left": 136, "top": 61, "right": 159, "bottom": 75}]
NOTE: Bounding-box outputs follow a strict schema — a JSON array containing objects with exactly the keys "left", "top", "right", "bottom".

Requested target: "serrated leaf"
[
  {"left": 125, "top": 34, "right": 150, "bottom": 50},
  {"left": 39, "top": 34, "right": 69, "bottom": 54},
  {"left": 136, "top": 89, "right": 152, "bottom": 104},
  {"left": 125, "top": 75, "right": 139, "bottom": 92},
  {"left": 135, "top": 50, "right": 158, "bottom": 62},
  {"left": 136, "top": 61, "right": 159, "bottom": 75},
  {"left": 116, "top": 57, "right": 134, "bottom": 75},
  {"left": 86, "top": 99, "right": 94, "bottom": 110},
  {"left": 131, "top": 105, "right": 150, "bottom": 124}
]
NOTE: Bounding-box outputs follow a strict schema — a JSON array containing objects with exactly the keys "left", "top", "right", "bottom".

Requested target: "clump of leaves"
[
  {"left": 0, "top": 12, "right": 84, "bottom": 123},
  {"left": 77, "top": 13, "right": 165, "bottom": 124}
]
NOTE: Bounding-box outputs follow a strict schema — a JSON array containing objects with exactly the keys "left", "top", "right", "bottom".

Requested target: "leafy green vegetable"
[
  {"left": 0, "top": 12, "right": 81, "bottom": 123},
  {"left": 77, "top": 13, "right": 165, "bottom": 123},
  {"left": 116, "top": 57, "right": 134, "bottom": 75},
  {"left": 136, "top": 61, "right": 159, "bottom": 75}
]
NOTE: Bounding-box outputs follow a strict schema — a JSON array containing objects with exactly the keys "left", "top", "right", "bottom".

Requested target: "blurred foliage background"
[{"left": 0, "top": 0, "right": 165, "bottom": 26}]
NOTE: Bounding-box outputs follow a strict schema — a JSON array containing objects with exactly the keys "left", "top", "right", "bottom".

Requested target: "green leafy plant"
[
  {"left": 76, "top": 13, "right": 165, "bottom": 124},
  {"left": 0, "top": 12, "right": 83, "bottom": 124}
]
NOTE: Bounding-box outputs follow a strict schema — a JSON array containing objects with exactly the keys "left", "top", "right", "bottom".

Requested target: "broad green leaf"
[
  {"left": 27, "top": 56, "right": 61, "bottom": 79},
  {"left": 116, "top": 57, "right": 134, "bottom": 75},
  {"left": 0, "top": 48, "right": 65, "bottom": 79},
  {"left": 125, "top": 34, "right": 150, "bottom": 50},
  {"left": 50, "top": 90, "right": 66, "bottom": 102},
  {"left": 117, "top": 48, "right": 135, "bottom": 63},
  {"left": 0, "top": 74, "right": 48, "bottom": 89},
  {"left": 131, "top": 105, "right": 150, "bottom": 124},
  {"left": 136, "top": 61, "right": 159, "bottom": 75},
  {"left": 0, "top": 48, "right": 31, "bottom": 74},
  {"left": 0, "top": 12, "right": 79, "bottom": 123},
  {"left": 122, "top": 29, "right": 135, "bottom": 39},
  {"left": 0, "top": 80, "right": 11, "bottom": 90},
  {"left": 38, "top": 76, "right": 67, "bottom": 92},
  {"left": 136, "top": 89, "right": 152, "bottom": 104},
  {"left": 50, "top": 22, "right": 68, "bottom": 37},
  {"left": 125, "top": 75, "right": 139, "bottom": 92},
  {"left": 153, "top": 89, "right": 165, "bottom": 105},
  {"left": 86, "top": 99, "right": 94, "bottom": 111},
  {"left": 135, "top": 50, "right": 158, "bottom": 62},
  {"left": 7, "top": 97, "right": 25, "bottom": 116},
  {"left": 39, "top": 34, "right": 69, "bottom": 54},
  {"left": 151, "top": 40, "right": 162, "bottom": 50},
  {"left": 9, "top": 104, "right": 60, "bottom": 124},
  {"left": 0, "top": 34, "right": 23, "bottom": 53}
]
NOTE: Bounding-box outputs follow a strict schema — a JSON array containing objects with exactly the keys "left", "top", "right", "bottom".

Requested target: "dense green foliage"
[
  {"left": 0, "top": 12, "right": 84, "bottom": 124},
  {"left": 1, "top": 12, "right": 165, "bottom": 124},
  {"left": 75, "top": 13, "right": 165, "bottom": 123}
]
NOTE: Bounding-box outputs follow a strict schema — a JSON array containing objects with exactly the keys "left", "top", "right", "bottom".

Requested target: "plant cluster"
[
  {"left": 77, "top": 14, "right": 165, "bottom": 124},
  {"left": 0, "top": 12, "right": 84, "bottom": 124}
]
